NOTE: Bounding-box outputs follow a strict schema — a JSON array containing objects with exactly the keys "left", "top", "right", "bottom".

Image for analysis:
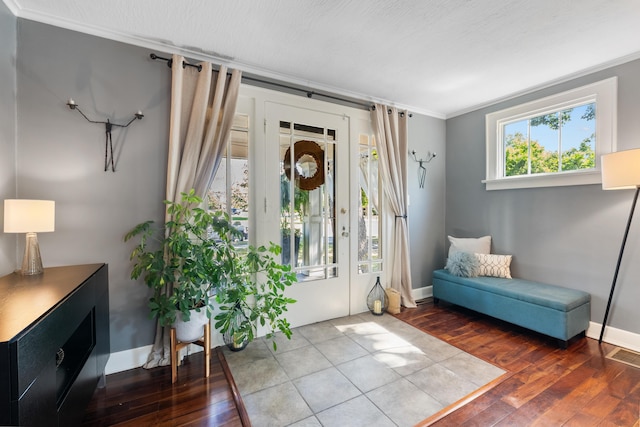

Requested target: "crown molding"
[
  {"left": 446, "top": 51, "right": 640, "bottom": 119},
  {"left": 2, "top": 0, "right": 20, "bottom": 15},
  {"left": 6, "top": 1, "right": 445, "bottom": 119}
]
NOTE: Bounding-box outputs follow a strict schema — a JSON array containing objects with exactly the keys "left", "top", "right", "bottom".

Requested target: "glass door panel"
[
  {"left": 357, "top": 134, "right": 382, "bottom": 274},
  {"left": 279, "top": 122, "right": 337, "bottom": 281},
  {"left": 266, "top": 101, "right": 350, "bottom": 327}
]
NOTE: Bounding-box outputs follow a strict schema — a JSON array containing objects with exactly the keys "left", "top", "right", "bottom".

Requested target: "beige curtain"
[
  {"left": 371, "top": 104, "right": 417, "bottom": 308},
  {"left": 144, "top": 54, "right": 242, "bottom": 369}
]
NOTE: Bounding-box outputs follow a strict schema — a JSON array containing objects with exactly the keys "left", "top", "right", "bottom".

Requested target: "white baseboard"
[
  {"left": 105, "top": 344, "right": 154, "bottom": 375},
  {"left": 410, "top": 285, "right": 640, "bottom": 352},
  {"left": 105, "top": 334, "right": 225, "bottom": 375},
  {"left": 105, "top": 304, "right": 640, "bottom": 375},
  {"left": 412, "top": 285, "right": 433, "bottom": 301},
  {"left": 586, "top": 322, "right": 640, "bottom": 353}
]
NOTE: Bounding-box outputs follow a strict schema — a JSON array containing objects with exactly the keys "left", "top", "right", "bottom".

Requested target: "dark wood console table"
[{"left": 0, "top": 264, "right": 110, "bottom": 426}]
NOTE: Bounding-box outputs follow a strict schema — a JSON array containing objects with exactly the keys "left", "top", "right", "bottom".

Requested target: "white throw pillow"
[
  {"left": 475, "top": 253, "right": 512, "bottom": 278},
  {"left": 447, "top": 235, "right": 491, "bottom": 258}
]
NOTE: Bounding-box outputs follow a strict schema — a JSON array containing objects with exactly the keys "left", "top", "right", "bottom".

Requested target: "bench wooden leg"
[{"left": 558, "top": 331, "right": 586, "bottom": 350}]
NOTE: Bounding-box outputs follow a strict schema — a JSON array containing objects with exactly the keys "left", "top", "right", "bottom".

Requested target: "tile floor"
[{"left": 223, "top": 312, "right": 505, "bottom": 427}]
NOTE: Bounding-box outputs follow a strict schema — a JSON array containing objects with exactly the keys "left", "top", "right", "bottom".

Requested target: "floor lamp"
[{"left": 599, "top": 148, "right": 640, "bottom": 344}]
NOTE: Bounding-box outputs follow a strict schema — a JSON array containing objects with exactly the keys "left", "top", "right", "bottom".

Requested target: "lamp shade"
[
  {"left": 601, "top": 148, "right": 640, "bottom": 190},
  {"left": 3, "top": 199, "right": 55, "bottom": 233}
]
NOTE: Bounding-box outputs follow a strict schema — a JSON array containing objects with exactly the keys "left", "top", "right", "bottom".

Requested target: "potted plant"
[{"left": 125, "top": 190, "right": 296, "bottom": 349}]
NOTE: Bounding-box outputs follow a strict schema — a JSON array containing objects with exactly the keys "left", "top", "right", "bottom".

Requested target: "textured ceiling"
[{"left": 5, "top": 0, "right": 640, "bottom": 118}]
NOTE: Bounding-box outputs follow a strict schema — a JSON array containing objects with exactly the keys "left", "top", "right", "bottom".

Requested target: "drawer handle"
[{"left": 56, "top": 348, "right": 65, "bottom": 368}]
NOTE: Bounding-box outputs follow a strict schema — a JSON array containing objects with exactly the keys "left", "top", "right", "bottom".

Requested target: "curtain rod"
[{"left": 149, "top": 53, "right": 411, "bottom": 117}]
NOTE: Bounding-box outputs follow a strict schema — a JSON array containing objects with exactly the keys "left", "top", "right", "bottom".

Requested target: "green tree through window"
[{"left": 504, "top": 103, "right": 595, "bottom": 177}]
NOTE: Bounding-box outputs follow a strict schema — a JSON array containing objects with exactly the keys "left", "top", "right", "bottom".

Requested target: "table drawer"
[{"left": 15, "top": 275, "right": 95, "bottom": 398}]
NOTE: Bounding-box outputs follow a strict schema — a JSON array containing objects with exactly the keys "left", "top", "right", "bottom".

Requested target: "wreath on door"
[{"left": 283, "top": 140, "right": 325, "bottom": 191}]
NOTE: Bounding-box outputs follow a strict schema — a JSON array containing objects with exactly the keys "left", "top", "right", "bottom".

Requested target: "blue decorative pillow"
[{"left": 445, "top": 251, "right": 480, "bottom": 277}]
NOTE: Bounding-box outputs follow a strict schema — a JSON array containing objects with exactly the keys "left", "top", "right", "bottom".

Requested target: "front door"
[{"left": 265, "top": 102, "right": 350, "bottom": 327}]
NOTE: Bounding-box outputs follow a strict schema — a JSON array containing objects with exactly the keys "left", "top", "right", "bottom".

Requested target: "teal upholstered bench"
[{"left": 432, "top": 269, "right": 590, "bottom": 347}]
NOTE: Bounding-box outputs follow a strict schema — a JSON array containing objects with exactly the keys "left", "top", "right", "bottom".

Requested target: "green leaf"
[{"left": 124, "top": 188, "right": 296, "bottom": 352}]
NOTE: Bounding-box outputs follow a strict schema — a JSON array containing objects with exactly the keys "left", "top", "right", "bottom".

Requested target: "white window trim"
[{"left": 484, "top": 77, "right": 617, "bottom": 191}]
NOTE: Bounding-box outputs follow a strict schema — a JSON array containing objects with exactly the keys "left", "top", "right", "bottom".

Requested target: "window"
[
  {"left": 357, "top": 133, "right": 383, "bottom": 274},
  {"left": 207, "top": 114, "right": 250, "bottom": 246},
  {"left": 484, "top": 77, "right": 617, "bottom": 190}
]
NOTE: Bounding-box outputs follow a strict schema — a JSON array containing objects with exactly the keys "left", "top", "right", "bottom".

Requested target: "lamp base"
[{"left": 20, "top": 232, "right": 44, "bottom": 275}]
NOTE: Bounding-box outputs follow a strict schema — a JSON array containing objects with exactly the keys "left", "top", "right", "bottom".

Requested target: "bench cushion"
[
  {"left": 433, "top": 269, "right": 589, "bottom": 312},
  {"left": 433, "top": 269, "right": 591, "bottom": 342}
]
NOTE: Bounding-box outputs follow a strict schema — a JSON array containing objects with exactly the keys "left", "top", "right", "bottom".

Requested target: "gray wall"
[
  {"left": 15, "top": 20, "right": 170, "bottom": 351},
  {"left": 446, "top": 59, "right": 640, "bottom": 335},
  {"left": 11, "top": 11, "right": 637, "bottom": 351},
  {"left": 7, "top": 14, "right": 639, "bottom": 353},
  {"left": 0, "top": 1, "right": 17, "bottom": 275},
  {"left": 7, "top": 18, "right": 449, "bottom": 354},
  {"left": 408, "top": 114, "right": 446, "bottom": 289}
]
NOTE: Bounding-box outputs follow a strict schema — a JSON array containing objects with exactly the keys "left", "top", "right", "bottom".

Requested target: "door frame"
[{"left": 237, "top": 85, "right": 383, "bottom": 330}]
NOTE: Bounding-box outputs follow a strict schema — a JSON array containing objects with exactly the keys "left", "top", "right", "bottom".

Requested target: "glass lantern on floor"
[{"left": 366, "top": 276, "right": 388, "bottom": 316}]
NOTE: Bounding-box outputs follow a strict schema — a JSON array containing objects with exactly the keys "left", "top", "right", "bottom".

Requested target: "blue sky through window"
[{"left": 503, "top": 103, "right": 595, "bottom": 151}]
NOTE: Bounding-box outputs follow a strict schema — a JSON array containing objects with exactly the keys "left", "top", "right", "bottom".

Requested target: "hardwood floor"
[
  {"left": 83, "top": 299, "right": 640, "bottom": 426},
  {"left": 398, "top": 300, "right": 640, "bottom": 427},
  {"left": 82, "top": 350, "right": 244, "bottom": 427}
]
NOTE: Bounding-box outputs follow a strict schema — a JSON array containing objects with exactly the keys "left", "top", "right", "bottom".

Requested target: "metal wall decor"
[
  {"left": 410, "top": 150, "right": 437, "bottom": 188},
  {"left": 283, "top": 140, "right": 325, "bottom": 191},
  {"left": 66, "top": 98, "right": 143, "bottom": 172}
]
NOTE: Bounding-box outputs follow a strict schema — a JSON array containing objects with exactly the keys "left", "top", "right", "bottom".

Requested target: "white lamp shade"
[
  {"left": 3, "top": 199, "right": 55, "bottom": 233},
  {"left": 601, "top": 148, "right": 640, "bottom": 190}
]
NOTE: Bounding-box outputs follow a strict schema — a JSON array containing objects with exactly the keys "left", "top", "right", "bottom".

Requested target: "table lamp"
[
  {"left": 3, "top": 199, "right": 55, "bottom": 275},
  {"left": 599, "top": 148, "right": 640, "bottom": 343}
]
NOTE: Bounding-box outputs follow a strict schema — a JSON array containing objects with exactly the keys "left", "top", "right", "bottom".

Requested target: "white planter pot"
[{"left": 173, "top": 309, "right": 209, "bottom": 343}]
